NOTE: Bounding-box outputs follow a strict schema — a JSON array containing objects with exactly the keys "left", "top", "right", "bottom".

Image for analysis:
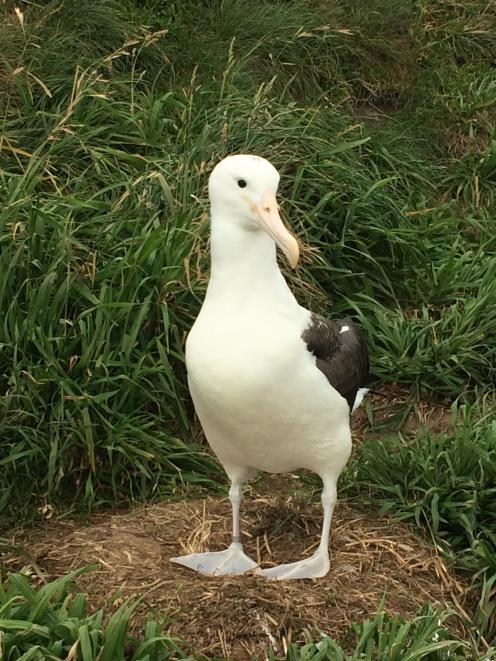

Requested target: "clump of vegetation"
[
  {"left": 0, "top": 569, "right": 195, "bottom": 660},
  {"left": 345, "top": 403, "right": 496, "bottom": 562},
  {"left": 281, "top": 606, "right": 467, "bottom": 660}
]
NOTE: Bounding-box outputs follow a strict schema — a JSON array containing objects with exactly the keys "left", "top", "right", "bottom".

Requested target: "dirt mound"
[{"left": 6, "top": 476, "right": 468, "bottom": 660}]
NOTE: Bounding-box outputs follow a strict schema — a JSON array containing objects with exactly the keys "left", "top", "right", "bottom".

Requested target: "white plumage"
[{"left": 171, "top": 155, "right": 368, "bottom": 579}]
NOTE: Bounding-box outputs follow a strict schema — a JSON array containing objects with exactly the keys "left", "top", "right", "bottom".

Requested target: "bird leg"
[
  {"left": 170, "top": 479, "right": 258, "bottom": 576},
  {"left": 257, "top": 478, "right": 336, "bottom": 580}
]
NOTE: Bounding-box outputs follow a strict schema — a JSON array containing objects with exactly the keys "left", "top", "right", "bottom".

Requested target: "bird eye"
[{"left": 237, "top": 179, "right": 247, "bottom": 188}]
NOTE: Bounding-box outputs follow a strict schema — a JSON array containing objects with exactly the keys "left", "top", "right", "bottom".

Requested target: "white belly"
[{"left": 186, "top": 305, "right": 351, "bottom": 480}]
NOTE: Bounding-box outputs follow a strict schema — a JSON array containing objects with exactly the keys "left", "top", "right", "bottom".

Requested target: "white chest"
[
  {"left": 186, "top": 301, "right": 309, "bottom": 396},
  {"left": 185, "top": 302, "right": 350, "bottom": 475}
]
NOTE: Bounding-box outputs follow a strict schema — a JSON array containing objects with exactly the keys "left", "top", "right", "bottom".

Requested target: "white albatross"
[{"left": 171, "top": 154, "right": 368, "bottom": 580}]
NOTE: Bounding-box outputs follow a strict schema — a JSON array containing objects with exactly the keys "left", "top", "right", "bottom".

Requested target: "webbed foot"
[
  {"left": 171, "top": 542, "right": 258, "bottom": 576},
  {"left": 257, "top": 549, "right": 329, "bottom": 580}
]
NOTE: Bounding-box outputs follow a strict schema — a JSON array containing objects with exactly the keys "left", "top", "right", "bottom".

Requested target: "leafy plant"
[
  {"left": 0, "top": 569, "right": 196, "bottom": 660},
  {"left": 280, "top": 605, "right": 468, "bottom": 660}
]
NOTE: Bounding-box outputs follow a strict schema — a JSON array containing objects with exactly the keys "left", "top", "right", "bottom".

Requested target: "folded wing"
[{"left": 302, "top": 314, "right": 369, "bottom": 411}]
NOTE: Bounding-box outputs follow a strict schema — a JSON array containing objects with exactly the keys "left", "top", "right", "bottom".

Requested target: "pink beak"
[{"left": 254, "top": 190, "right": 299, "bottom": 268}]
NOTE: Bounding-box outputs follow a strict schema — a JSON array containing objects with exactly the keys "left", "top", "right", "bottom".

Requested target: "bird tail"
[{"left": 352, "top": 388, "right": 369, "bottom": 414}]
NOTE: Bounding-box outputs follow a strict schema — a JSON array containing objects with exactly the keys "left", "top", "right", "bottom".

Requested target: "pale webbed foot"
[
  {"left": 170, "top": 542, "right": 258, "bottom": 576},
  {"left": 257, "top": 549, "right": 330, "bottom": 580}
]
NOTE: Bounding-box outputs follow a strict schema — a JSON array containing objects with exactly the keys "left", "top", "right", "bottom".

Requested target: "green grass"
[
  {"left": 345, "top": 403, "right": 496, "bottom": 560},
  {"left": 1, "top": 0, "right": 495, "bottom": 656},
  {"left": 1, "top": 0, "right": 495, "bottom": 519},
  {"left": 0, "top": 569, "right": 198, "bottom": 660},
  {"left": 280, "top": 606, "right": 468, "bottom": 660}
]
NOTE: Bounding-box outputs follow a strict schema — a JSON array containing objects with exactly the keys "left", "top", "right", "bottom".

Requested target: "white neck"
[{"left": 206, "top": 212, "right": 297, "bottom": 307}]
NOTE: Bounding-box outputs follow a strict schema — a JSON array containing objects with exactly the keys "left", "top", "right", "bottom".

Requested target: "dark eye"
[{"left": 237, "top": 179, "right": 247, "bottom": 188}]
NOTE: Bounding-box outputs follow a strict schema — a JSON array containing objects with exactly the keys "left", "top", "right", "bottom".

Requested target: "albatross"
[{"left": 171, "top": 154, "right": 368, "bottom": 580}]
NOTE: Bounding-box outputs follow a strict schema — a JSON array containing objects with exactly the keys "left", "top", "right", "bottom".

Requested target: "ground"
[
  {"left": 4, "top": 387, "right": 471, "bottom": 660},
  {"left": 6, "top": 491, "right": 469, "bottom": 659},
  {"left": 6, "top": 393, "right": 473, "bottom": 660}
]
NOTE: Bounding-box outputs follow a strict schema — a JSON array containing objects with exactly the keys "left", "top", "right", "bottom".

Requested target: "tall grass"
[
  {"left": 1, "top": 0, "right": 495, "bottom": 520},
  {"left": 1, "top": 4, "right": 224, "bottom": 519}
]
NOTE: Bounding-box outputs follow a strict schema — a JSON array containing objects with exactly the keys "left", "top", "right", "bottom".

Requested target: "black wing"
[{"left": 301, "top": 313, "right": 369, "bottom": 410}]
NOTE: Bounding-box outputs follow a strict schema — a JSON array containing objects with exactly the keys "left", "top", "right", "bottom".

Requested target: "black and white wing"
[{"left": 302, "top": 314, "right": 369, "bottom": 411}]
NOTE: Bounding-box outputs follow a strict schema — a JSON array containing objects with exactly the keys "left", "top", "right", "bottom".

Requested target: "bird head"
[{"left": 208, "top": 154, "right": 300, "bottom": 268}]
